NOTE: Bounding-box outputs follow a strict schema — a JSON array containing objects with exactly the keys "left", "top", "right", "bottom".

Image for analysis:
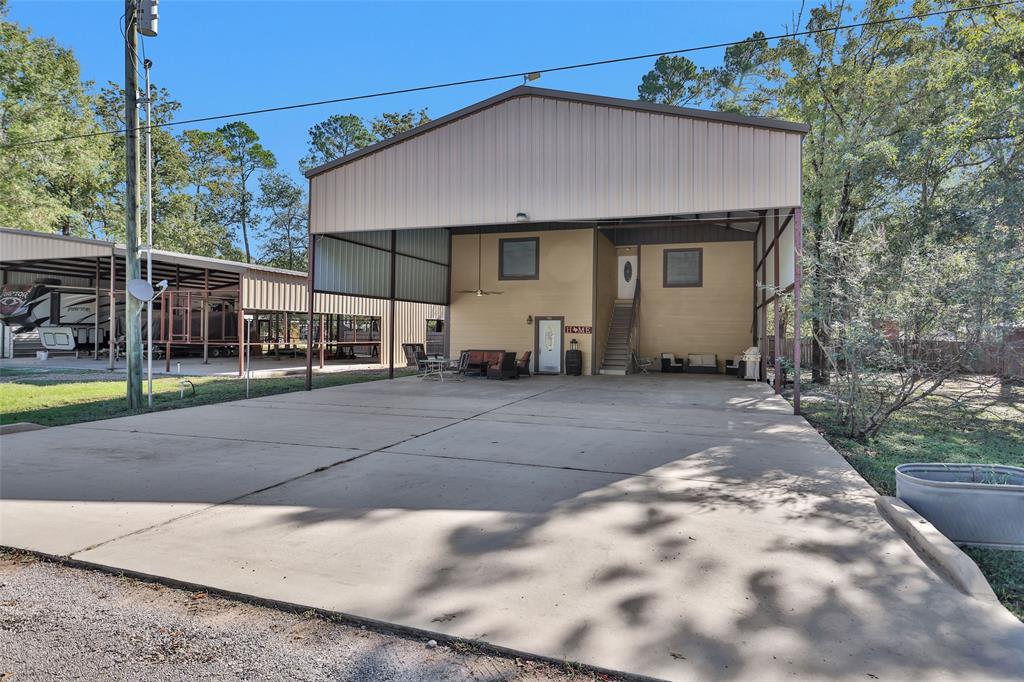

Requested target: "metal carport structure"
[
  {"left": 0, "top": 228, "right": 444, "bottom": 375},
  {"left": 303, "top": 86, "right": 806, "bottom": 412}
]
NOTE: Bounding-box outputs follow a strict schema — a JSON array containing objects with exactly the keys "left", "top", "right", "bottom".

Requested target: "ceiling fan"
[{"left": 456, "top": 232, "right": 503, "bottom": 297}]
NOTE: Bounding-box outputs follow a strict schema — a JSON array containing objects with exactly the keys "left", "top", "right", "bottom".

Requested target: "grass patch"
[
  {"left": 961, "top": 547, "right": 1024, "bottom": 620},
  {"left": 0, "top": 368, "right": 415, "bottom": 427},
  {"left": 795, "top": 376, "right": 1024, "bottom": 621},
  {"left": 798, "top": 379, "right": 1024, "bottom": 496}
]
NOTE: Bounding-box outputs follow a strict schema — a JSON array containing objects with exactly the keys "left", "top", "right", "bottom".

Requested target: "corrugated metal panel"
[
  {"left": 310, "top": 94, "right": 803, "bottom": 234},
  {"left": 2, "top": 271, "right": 94, "bottom": 288},
  {"left": 340, "top": 230, "right": 391, "bottom": 250},
  {"left": 396, "top": 227, "right": 449, "bottom": 263},
  {"left": 0, "top": 229, "right": 113, "bottom": 260},
  {"left": 242, "top": 269, "right": 307, "bottom": 312},
  {"left": 395, "top": 255, "right": 447, "bottom": 304},
  {"left": 314, "top": 235, "right": 390, "bottom": 298},
  {"left": 311, "top": 293, "right": 445, "bottom": 366},
  {"left": 604, "top": 224, "right": 753, "bottom": 246}
]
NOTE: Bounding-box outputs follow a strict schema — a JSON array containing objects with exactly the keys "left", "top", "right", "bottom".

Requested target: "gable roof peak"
[{"left": 304, "top": 85, "right": 807, "bottom": 179}]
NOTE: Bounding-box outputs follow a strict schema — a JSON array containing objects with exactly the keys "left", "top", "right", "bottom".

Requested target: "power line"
[{"left": 3, "top": 0, "right": 1019, "bottom": 151}]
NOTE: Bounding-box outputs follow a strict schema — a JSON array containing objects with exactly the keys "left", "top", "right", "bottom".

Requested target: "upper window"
[
  {"left": 663, "top": 248, "right": 703, "bottom": 287},
  {"left": 499, "top": 237, "right": 539, "bottom": 280}
]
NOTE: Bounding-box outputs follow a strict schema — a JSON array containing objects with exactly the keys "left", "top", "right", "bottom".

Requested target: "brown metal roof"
[{"left": 304, "top": 85, "right": 809, "bottom": 179}]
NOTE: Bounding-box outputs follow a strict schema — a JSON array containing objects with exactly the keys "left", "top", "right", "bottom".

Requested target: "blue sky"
[{"left": 9, "top": 0, "right": 829, "bottom": 185}]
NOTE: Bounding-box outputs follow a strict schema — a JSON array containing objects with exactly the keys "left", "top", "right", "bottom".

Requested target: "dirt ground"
[{"left": 0, "top": 551, "right": 620, "bottom": 681}]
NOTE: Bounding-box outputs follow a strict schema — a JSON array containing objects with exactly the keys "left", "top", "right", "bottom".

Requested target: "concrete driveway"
[{"left": 2, "top": 375, "right": 1022, "bottom": 680}]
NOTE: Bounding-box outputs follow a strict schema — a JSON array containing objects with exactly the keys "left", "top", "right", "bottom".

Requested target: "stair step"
[{"left": 599, "top": 368, "right": 628, "bottom": 375}]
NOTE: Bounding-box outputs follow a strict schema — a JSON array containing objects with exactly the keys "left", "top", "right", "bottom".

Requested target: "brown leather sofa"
[{"left": 464, "top": 349, "right": 504, "bottom": 376}]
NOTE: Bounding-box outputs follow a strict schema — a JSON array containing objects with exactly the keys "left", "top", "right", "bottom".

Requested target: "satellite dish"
[{"left": 127, "top": 279, "right": 168, "bottom": 302}]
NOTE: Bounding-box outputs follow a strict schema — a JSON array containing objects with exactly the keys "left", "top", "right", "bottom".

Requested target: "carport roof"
[
  {"left": 0, "top": 227, "right": 305, "bottom": 280},
  {"left": 304, "top": 85, "right": 810, "bottom": 179}
]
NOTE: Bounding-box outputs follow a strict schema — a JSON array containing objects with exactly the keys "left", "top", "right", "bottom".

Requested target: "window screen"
[
  {"left": 499, "top": 238, "right": 539, "bottom": 280},
  {"left": 663, "top": 248, "right": 703, "bottom": 287}
]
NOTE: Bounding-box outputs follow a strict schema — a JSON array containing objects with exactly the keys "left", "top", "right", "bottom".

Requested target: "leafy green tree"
[
  {"left": 257, "top": 171, "right": 307, "bottom": 270},
  {"left": 94, "top": 82, "right": 191, "bottom": 249},
  {"left": 711, "top": 31, "right": 773, "bottom": 112},
  {"left": 0, "top": 5, "right": 108, "bottom": 235},
  {"left": 217, "top": 121, "right": 276, "bottom": 263},
  {"left": 766, "top": 0, "right": 1023, "bottom": 436},
  {"left": 637, "top": 0, "right": 1023, "bottom": 438},
  {"left": 637, "top": 55, "right": 715, "bottom": 107},
  {"left": 177, "top": 128, "right": 240, "bottom": 257},
  {"left": 300, "top": 114, "right": 374, "bottom": 172},
  {"left": 301, "top": 109, "right": 430, "bottom": 173},
  {"left": 369, "top": 109, "right": 430, "bottom": 141}
]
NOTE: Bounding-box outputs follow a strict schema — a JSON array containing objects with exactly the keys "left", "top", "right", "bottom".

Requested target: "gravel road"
[{"left": 0, "top": 551, "right": 616, "bottom": 681}]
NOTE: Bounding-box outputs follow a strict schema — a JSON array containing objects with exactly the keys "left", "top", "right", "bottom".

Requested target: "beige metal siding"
[
  {"left": 242, "top": 270, "right": 307, "bottom": 312},
  {"left": 313, "top": 293, "right": 445, "bottom": 366},
  {"left": 0, "top": 229, "right": 113, "bottom": 261},
  {"left": 311, "top": 94, "right": 803, "bottom": 234},
  {"left": 3, "top": 271, "right": 95, "bottom": 288}
]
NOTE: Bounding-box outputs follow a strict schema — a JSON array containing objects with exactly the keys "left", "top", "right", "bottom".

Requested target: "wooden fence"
[{"left": 774, "top": 338, "right": 1023, "bottom": 378}]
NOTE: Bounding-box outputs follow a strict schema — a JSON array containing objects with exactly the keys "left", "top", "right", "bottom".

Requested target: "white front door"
[
  {"left": 536, "top": 318, "right": 562, "bottom": 374},
  {"left": 618, "top": 255, "right": 637, "bottom": 299}
]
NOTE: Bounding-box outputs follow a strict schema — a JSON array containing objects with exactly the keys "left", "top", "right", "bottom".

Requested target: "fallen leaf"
[{"left": 431, "top": 613, "right": 458, "bottom": 623}]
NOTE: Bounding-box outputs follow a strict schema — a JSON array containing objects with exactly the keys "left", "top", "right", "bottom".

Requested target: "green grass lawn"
[
  {"left": 795, "top": 376, "right": 1024, "bottom": 620},
  {"left": 0, "top": 366, "right": 414, "bottom": 427},
  {"left": 962, "top": 547, "right": 1024, "bottom": 621}
]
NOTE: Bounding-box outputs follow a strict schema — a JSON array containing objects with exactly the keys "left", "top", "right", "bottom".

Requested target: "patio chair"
[
  {"left": 634, "top": 353, "right": 653, "bottom": 375},
  {"left": 414, "top": 349, "right": 432, "bottom": 378},
  {"left": 486, "top": 351, "right": 518, "bottom": 380},
  {"left": 516, "top": 350, "right": 532, "bottom": 377},
  {"left": 447, "top": 351, "right": 470, "bottom": 381},
  {"left": 661, "top": 353, "right": 685, "bottom": 373}
]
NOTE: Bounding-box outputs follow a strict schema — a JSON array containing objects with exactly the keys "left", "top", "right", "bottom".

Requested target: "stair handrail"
[{"left": 625, "top": 278, "right": 641, "bottom": 373}]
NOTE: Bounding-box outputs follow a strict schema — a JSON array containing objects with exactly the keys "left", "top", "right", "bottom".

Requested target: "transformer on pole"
[{"left": 138, "top": 0, "right": 158, "bottom": 37}]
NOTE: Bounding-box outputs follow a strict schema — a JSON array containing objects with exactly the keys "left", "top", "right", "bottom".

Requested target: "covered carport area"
[
  {"left": 0, "top": 228, "right": 444, "bottom": 375},
  {"left": 304, "top": 86, "right": 806, "bottom": 411}
]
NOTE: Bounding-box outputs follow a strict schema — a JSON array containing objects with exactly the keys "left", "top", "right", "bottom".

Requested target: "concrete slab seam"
[
  {"left": 379, "top": 447, "right": 881, "bottom": 497},
  {"left": 65, "top": 425, "right": 388, "bottom": 453},
  {"left": 64, "top": 448, "right": 376, "bottom": 558},
  {"left": 65, "top": 382, "right": 567, "bottom": 559},
  {"left": 478, "top": 414, "right": 828, "bottom": 446}
]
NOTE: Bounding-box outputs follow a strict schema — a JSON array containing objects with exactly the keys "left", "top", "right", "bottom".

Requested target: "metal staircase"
[{"left": 599, "top": 302, "right": 633, "bottom": 374}]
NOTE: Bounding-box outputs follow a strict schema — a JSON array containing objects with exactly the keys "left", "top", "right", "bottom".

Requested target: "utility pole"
[
  {"left": 124, "top": 0, "right": 143, "bottom": 409},
  {"left": 143, "top": 58, "right": 154, "bottom": 407}
]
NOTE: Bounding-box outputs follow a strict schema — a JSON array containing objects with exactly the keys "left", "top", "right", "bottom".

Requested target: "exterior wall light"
[
  {"left": 515, "top": 212, "right": 529, "bottom": 222},
  {"left": 526, "top": 315, "right": 533, "bottom": 325}
]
